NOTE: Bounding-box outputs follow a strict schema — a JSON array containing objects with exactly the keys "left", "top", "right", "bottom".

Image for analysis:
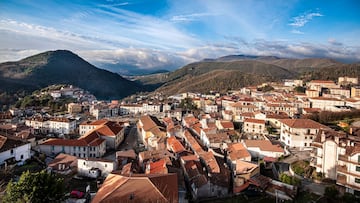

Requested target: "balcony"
[
  {"left": 310, "top": 142, "right": 322, "bottom": 148},
  {"left": 337, "top": 165, "right": 360, "bottom": 178},
  {"left": 310, "top": 158, "right": 322, "bottom": 168},
  {"left": 336, "top": 174, "right": 360, "bottom": 190},
  {"left": 338, "top": 154, "right": 360, "bottom": 165}
]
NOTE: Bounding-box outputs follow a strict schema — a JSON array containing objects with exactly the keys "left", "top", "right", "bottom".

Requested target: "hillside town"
[{"left": 2, "top": 76, "right": 360, "bottom": 202}]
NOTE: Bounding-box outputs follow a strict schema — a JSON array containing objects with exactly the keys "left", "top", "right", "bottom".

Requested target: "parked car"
[{"left": 70, "top": 190, "right": 84, "bottom": 199}]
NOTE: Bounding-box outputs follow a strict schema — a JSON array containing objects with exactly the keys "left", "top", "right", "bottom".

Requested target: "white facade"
[
  {"left": 0, "top": 141, "right": 31, "bottom": 166},
  {"left": 204, "top": 104, "right": 218, "bottom": 113},
  {"left": 77, "top": 158, "right": 117, "bottom": 178},
  {"left": 48, "top": 119, "right": 76, "bottom": 135},
  {"left": 309, "top": 97, "right": 345, "bottom": 110},
  {"left": 39, "top": 141, "right": 106, "bottom": 158}
]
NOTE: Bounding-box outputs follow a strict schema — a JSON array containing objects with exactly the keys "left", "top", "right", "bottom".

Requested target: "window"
[
  {"left": 310, "top": 136, "right": 313, "bottom": 139},
  {"left": 307, "top": 129, "right": 310, "bottom": 134},
  {"left": 304, "top": 143, "right": 307, "bottom": 147},
  {"left": 356, "top": 166, "right": 360, "bottom": 172},
  {"left": 83, "top": 161, "right": 86, "bottom": 166},
  {"left": 51, "top": 146, "right": 54, "bottom": 151},
  {"left": 355, "top": 178, "right": 360, "bottom": 184},
  {"left": 83, "top": 147, "right": 86, "bottom": 151},
  {"left": 358, "top": 155, "right": 360, "bottom": 163},
  {"left": 10, "top": 149, "right": 14, "bottom": 154},
  {"left": 305, "top": 137, "right": 307, "bottom": 139},
  {"left": 105, "top": 164, "right": 107, "bottom": 168},
  {"left": 20, "top": 155, "right": 24, "bottom": 159}
]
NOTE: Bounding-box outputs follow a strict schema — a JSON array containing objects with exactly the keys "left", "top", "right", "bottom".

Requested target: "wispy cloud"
[
  {"left": 289, "top": 12, "right": 323, "bottom": 28},
  {"left": 171, "top": 13, "right": 216, "bottom": 22},
  {"left": 291, "top": 29, "right": 304, "bottom": 35}
]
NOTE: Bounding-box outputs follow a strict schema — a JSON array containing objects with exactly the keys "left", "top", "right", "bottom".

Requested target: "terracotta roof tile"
[
  {"left": 227, "top": 143, "right": 251, "bottom": 161},
  {"left": 244, "top": 118, "right": 265, "bottom": 125},
  {"left": 243, "top": 140, "right": 284, "bottom": 153},
  {"left": 279, "top": 119, "right": 328, "bottom": 129}
]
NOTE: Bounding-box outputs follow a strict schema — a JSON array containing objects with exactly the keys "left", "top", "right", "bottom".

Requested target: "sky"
[{"left": 0, "top": 0, "right": 359, "bottom": 72}]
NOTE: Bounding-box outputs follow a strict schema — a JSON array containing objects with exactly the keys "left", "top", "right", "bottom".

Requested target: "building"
[
  {"left": 243, "top": 118, "right": 266, "bottom": 135},
  {"left": 309, "top": 97, "right": 345, "bottom": 111},
  {"left": 77, "top": 158, "right": 117, "bottom": 178},
  {"left": 67, "top": 103, "right": 82, "bottom": 114},
  {"left": 48, "top": 117, "right": 76, "bottom": 135},
  {"left": 94, "top": 121, "right": 125, "bottom": 150},
  {"left": 47, "top": 153, "right": 77, "bottom": 175},
  {"left": 339, "top": 77, "right": 358, "bottom": 85},
  {"left": 226, "top": 143, "right": 251, "bottom": 171},
  {"left": 79, "top": 119, "right": 108, "bottom": 135},
  {"left": 279, "top": 119, "right": 328, "bottom": 149},
  {"left": 351, "top": 86, "right": 360, "bottom": 98},
  {"left": 243, "top": 139, "right": 285, "bottom": 159},
  {"left": 39, "top": 130, "right": 106, "bottom": 158},
  {"left": 0, "top": 135, "right": 31, "bottom": 167},
  {"left": 310, "top": 129, "right": 360, "bottom": 195},
  {"left": 307, "top": 80, "right": 339, "bottom": 91},
  {"left": 137, "top": 115, "right": 167, "bottom": 149},
  {"left": 92, "top": 173, "right": 178, "bottom": 203}
]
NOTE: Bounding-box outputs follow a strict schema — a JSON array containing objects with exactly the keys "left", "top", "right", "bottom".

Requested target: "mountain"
[
  {"left": 149, "top": 60, "right": 296, "bottom": 95},
  {"left": 132, "top": 55, "right": 360, "bottom": 96},
  {"left": 0, "top": 50, "right": 144, "bottom": 99}
]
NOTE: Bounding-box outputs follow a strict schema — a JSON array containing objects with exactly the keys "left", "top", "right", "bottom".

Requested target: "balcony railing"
[
  {"left": 336, "top": 174, "right": 360, "bottom": 190},
  {"left": 337, "top": 165, "right": 360, "bottom": 178},
  {"left": 338, "top": 154, "right": 360, "bottom": 165}
]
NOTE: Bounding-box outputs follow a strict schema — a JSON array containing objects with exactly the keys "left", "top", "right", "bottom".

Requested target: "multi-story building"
[
  {"left": 243, "top": 118, "right": 266, "bottom": 135},
  {"left": 308, "top": 97, "right": 345, "bottom": 111},
  {"left": 39, "top": 130, "right": 106, "bottom": 158},
  {"left": 79, "top": 119, "right": 108, "bottom": 135},
  {"left": 351, "top": 86, "right": 360, "bottom": 98},
  {"left": 307, "top": 80, "right": 339, "bottom": 91},
  {"left": 311, "top": 129, "right": 360, "bottom": 195},
  {"left": 279, "top": 119, "right": 329, "bottom": 149},
  {"left": 339, "top": 77, "right": 358, "bottom": 85},
  {"left": 25, "top": 116, "right": 76, "bottom": 135},
  {"left": 48, "top": 117, "right": 76, "bottom": 135}
]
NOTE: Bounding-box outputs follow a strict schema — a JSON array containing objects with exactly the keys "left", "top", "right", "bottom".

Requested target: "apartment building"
[
  {"left": 279, "top": 119, "right": 329, "bottom": 148},
  {"left": 243, "top": 118, "right": 266, "bottom": 135}
]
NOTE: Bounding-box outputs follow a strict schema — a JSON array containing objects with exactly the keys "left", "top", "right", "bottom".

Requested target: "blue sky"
[{"left": 0, "top": 0, "right": 359, "bottom": 71}]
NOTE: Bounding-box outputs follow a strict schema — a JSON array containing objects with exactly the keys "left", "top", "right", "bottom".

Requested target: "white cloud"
[
  {"left": 170, "top": 13, "right": 216, "bottom": 22},
  {"left": 291, "top": 29, "right": 304, "bottom": 35},
  {"left": 289, "top": 12, "right": 323, "bottom": 28}
]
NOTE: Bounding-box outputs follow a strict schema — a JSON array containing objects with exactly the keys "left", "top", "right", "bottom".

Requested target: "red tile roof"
[
  {"left": 243, "top": 140, "right": 284, "bottom": 153},
  {"left": 92, "top": 173, "right": 178, "bottom": 203},
  {"left": 244, "top": 118, "right": 265, "bottom": 125},
  {"left": 279, "top": 119, "right": 328, "bottom": 129},
  {"left": 227, "top": 143, "right": 251, "bottom": 161},
  {"left": 167, "top": 136, "right": 186, "bottom": 153}
]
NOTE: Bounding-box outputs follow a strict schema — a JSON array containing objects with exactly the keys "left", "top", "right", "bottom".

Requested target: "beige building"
[
  {"left": 67, "top": 103, "right": 82, "bottom": 114},
  {"left": 351, "top": 86, "right": 360, "bottom": 98},
  {"left": 339, "top": 77, "right": 358, "bottom": 85},
  {"left": 243, "top": 118, "right": 266, "bottom": 135}
]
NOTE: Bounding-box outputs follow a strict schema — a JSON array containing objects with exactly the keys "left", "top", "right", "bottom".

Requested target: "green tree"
[
  {"left": 179, "top": 97, "right": 198, "bottom": 111},
  {"left": 324, "top": 185, "right": 339, "bottom": 199},
  {"left": 3, "top": 170, "right": 65, "bottom": 203},
  {"left": 293, "top": 86, "right": 306, "bottom": 93}
]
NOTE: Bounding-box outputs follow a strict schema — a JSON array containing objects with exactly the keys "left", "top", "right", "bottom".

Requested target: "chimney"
[{"left": 321, "top": 131, "right": 326, "bottom": 142}]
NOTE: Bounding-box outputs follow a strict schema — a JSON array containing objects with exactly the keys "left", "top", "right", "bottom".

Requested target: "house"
[
  {"left": 67, "top": 103, "right": 82, "bottom": 114},
  {"left": 243, "top": 118, "right": 267, "bottom": 135},
  {"left": 339, "top": 77, "right": 358, "bottom": 85},
  {"left": 145, "top": 159, "right": 168, "bottom": 174},
  {"left": 116, "top": 149, "right": 137, "bottom": 169},
  {"left": 79, "top": 119, "right": 108, "bottom": 135},
  {"left": 242, "top": 139, "right": 285, "bottom": 159},
  {"left": 0, "top": 135, "right": 31, "bottom": 167},
  {"left": 39, "top": 130, "right": 106, "bottom": 158},
  {"left": 279, "top": 119, "right": 329, "bottom": 149},
  {"left": 48, "top": 117, "right": 76, "bottom": 135},
  {"left": 307, "top": 80, "right": 339, "bottom": 91},
  {"left": 77, "top": 158, "right": 117, "bottom": 178},
  {"left": 200, "top": 132, "right": 231, "bottom": 149},
  {"left": 225, "top": 143, "right": 251, "bottom": 171},
  {"left": 166, "top": 136, "right": 186, "bottom": 157},
  {"left": 47, "top": 153, "right": 77, "bottom": 175},
  {"left": 308, "top": 97, "right": 345, "bottom": 111},
  {"left": 310, "top": 129, "right": 360, "bottom": 195},
  {"left": 182, "top": 159, "right": 211, "bottom": 200},
  {"left": 138, "top": 149, "right": 172, "bottom": 170},
  {"left": 95, "top": 121, "right": 125, "bottom": 150},
  {"left": 92, "top": 173, "right": 178, "bottom": 203},
  {"left": 137, "top": 115, "right": 167, "bottom": 149},
  {"left": 215, "top": 120, "right": 234, "bottom": 131}
]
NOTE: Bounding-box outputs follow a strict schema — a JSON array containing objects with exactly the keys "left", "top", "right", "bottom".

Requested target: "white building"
[
  {"left": 242, "top": 139, "right": 285, "bottom": 159},
  {"left": 0, "top": 135, "right": 31, "bottom": 166},
  {"left": 77, "top": 158, "right": 117, "bottom": 178},
  {"left": 309, "top": 97, "right": 345, "bottom": 110},
  {"left": 39, "top": 131, "right": 106, "bottom": 158},
  {"left": 311, "top": 129, "right": 360, "bottom": 195},
  {"left": 48, "top": 117, "right": 76, "bottom": 135},
  {"left": 279, "top": 119, "right": 329, "bottom": 149}
]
